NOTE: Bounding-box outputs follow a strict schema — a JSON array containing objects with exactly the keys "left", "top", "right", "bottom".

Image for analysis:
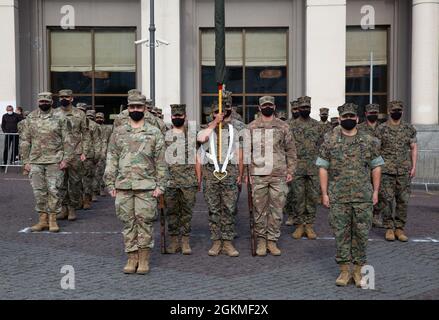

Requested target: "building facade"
[{"left": 0, "top": 0, "right": 438, "bottom": 143}]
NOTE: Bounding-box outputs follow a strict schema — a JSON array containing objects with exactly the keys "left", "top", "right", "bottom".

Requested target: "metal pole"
[
  {"left": 370, "top": 51, "right": 374, "bottom": 104},
  {"left": 149, "top": 0, "right": 156, "bottom": 105}
]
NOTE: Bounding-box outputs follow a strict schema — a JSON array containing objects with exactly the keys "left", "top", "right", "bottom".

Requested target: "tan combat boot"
[
  {"left": 395, "top": 229, "right": 408, "bottom": 242},
  {"left": 305, "top": 224, "right": 317, "bottom": 240},
  {"left": 68, "top": 206, "right": 77, "bottom": 221},
  {"left": 352, "top": 264, "right": 363, "bottom": 288},
  {"left": 285, "top": 216, "right": 294, "bottom": 226},
  {"left": 166, "top": 235, "right": 181, "bottom": 254},
  {"left": 83, "top": 195, "right": 91, "bottom": 210},
  {"left": 30, "top": 213, "right": 49, "bottom": 232},
  {"left": 256, "top": 238, "right": 267, "bottom": 257},
  {"left": 292, "top": 224, "right": 305, "bottom": 239},
  {"left": 335, "top": 264, "right": 351, "bottom": 287},
  {"left": 181, "top": 236, "right": 192, "bottom": 255},
  {"left": 57, "top": 206, "right": 68, "bottom": 220},
  {"left": 123, "top": 251, "right": 138, "bottom": 274},
  {"left": 222, "top": 241, "right": 239, "bottom": 257},
  {"left": 385, "top": 229, "right": 395, "bottom": 241},
  {"left": 48, "top": 214, "right": 60, "bottom": 233},
  {"left": 136, "top": 248, "right": 150, "bottom": 274},
  {"left": 208, "top": 240, "right": 222, "bottom": 256},
  {"left": 267, "top": 240, "right": 281, "bottom": 256}
]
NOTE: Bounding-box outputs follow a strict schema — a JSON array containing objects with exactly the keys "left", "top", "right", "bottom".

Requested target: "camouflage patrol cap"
[
  {"left": 127, "top": 94, "right": 147, "bottom": 106},
  {"left": 96, "top": 112, "right": 105, "bottom": 119},
  {"left": 320, "top": 108, "right": 329, "bottom": 116},
  {"left": 38, "top": 92, "right": 53, "bottom": 102},
  {"left": 171, "top": 104, "right": 186, "bottom": 116},
  {"left": 86, "top": 109, "right": 96, "bottom": 118},
  {"left": 277, "top": 111, "right": 287, "bottom": 121},
  {"left": 365, "top": 103, "right": 380, "bottom": 113},
  {"left": 290, "top": 100, "right": 299, "bottom": 110},
  {"left": 338, "top": 103, "right": 358, "bottom": 116},
  {"left": 298, "top": 96, "right": 311, "bottom": 108},
  {"left": 76, "top": 103, "right": 87, "bottom": 111},
  {"left": 259, "top": 96, "right": 275, "bottom": 106},
  {"left": 388, "top": 101, "right": 404, "bottom": 111},
  {"left": 127, "top": 89, "right": 141, "bottom": 96},
  {"left": 58, "top": 89, "right": 73, "bottom": 97}
]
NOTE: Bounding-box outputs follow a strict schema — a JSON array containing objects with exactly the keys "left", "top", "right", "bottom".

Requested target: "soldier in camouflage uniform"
[
  {"left": 284, "top": 100, "right": 300, "bottom": 226},
  {"left": 55, "top": 90, "right": 90, "bottom": 221},
  {"left": 319, "top": 108, "right": 332, "bottom": 134},
  {"left": 165, "top": 104, "right": 201, "bottom": 255},
  {"left": 376, "top": 101, "right": 417, "bottom": 242},
  {"left": 198, "top": 101, "right": 245, "bottom": 257},
  {"left": 81, "top": 109, "right": 101, "bottom": 207},
  {"left": 317, "top": 103, "right": 384, "bottom": 287},
  {"left": 358, "top": 103, "right": 383, "bottom": 228},
  {"left": 94, "top": 112, "right": 112, "bottom": 197},
  {"left": 290, "top": 96, "right": 325, "bottom": 240},
  {"left": 248, "top": 96, "right": 297, "bottom": 256},
  {"left": 104, "top": 94, "right": 168, "bottom": 275},
  {"left": 223, "top": 91, "right": 243, "bottom": 122},
  {"left": 21, "top": 92, "right": 73, "bottom": 233},
  {"left": 151, "top": 106, "right": 167, "bottom": 133}
]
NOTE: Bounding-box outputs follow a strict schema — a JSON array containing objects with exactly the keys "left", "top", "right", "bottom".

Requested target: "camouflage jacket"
[
  {"left": 165, "top": 125, "right": 198, "bottom": 188},
  {"left": 231, "top": 110, "right": 243, "bottom": 122},
  {"left": 97, "top": 124, "right": 113, "bottom": 159},
  {"left": 20, "top": 108, "right": 73, "bottom": 165},
  {"left": 104, "top": 121, "right": 168, "bottom": 192},
  {"left": 113, "top": 109, "right": 165, "bottom": 134},
  {"left": 316, "top": 130, "right": 384, "bottom": 204},
  {"left": 358, "top": 121, "right": 379, "bottom": 138},
  {"left": 55, "top": 107, "right": 90, "bottom": 155},
  {"left": 376, "top": 121, "right": 417, "bottom": 175},
  {"left": 248, "top": 117, "right": 297, "bottom": 177},
  {"left": 289, "top": 118, "right": 325, "bottom": 176},
  {"left": 82, "top": 118, "right": 102, "bottom": 160},
  {"left": 320, "top": 121, "right": 333, "bottom": 136}
]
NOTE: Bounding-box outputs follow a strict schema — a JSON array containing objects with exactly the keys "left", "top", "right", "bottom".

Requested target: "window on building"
[
  {"left": 201, "top": 28, "right": 288, "bottom": 124},
  {"left": 346, "top": 27, "right": 388, "bottom": 120},
  {"left": 50, "top": 28, "right": 137, "bottom": 122}
]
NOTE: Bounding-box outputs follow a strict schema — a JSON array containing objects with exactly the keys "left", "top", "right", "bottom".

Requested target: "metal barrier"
[
  {"left": 412, "top": 149, "right": 439, "bottom": 192},
  {"left": 0, "top": 133, "right": 21, "bottom": 173}
]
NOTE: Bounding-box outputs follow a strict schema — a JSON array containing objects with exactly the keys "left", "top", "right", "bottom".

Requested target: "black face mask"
[
  {"left": 300, "top": 110, "right": 311, "bottom": 119},
  {"left": 390, "top": 111, "right": 403, "bottom": 121},
  {"left": 261, "top": 107, "right": 275, "bottom": 117},
  {"left": 129, "top": 111, "right": 144, "bottom": 122},
  {"left": 340, "top": 119, "right": 357, "bottom": 131},
  {"left": 320, "top": 116, "right": 328, "bottom": 123},
  {"left": 39, "top": 104, "right": 51, "bottom": 112},
  {"left": 96, "top": 120, "right": 104, "bottom": 125},
  {"left": 172, "top": 118, "right": 185, "bottom": 128},
  {"left": 60, "top": 99, "right": 70, "bottom": 108},
  {"left": 367, "top": 115, "right": 378, "bottom": 123},
  {"left": 225, "top": 109, "right": 232, "bottom": 118},
  {"left": 292, "top": 112, "right": 300, "bottom": 119}
]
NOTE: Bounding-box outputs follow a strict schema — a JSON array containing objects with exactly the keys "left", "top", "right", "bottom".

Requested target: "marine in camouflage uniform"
[
  {"left": 104, "top": 95, "right": 168, "bottom": 274},
  {"left": 198, "top": 101, "right": 245, "bottom": 257},
  {"left": 290, "top": 96, "right": 325, "bottom": 240},
  {"left": 94, "top": 112, "right": 112, "bottom": 197},
  {"left": 319, "top": 107, "right": 332, "bottom": 135},
  {"left": 316, "top": 103, "right": 384, "bottom": 287},
  {"left": 358, "top": 103, "right": 383, "bottom": 228},
  {"left": 376, "top": 101, "right": 417, "bottom": 242},
  {"left": 55, "top": 90, "right": 90, "bottom": 221},
  {"left": 165, "top": 104, "right": 200, "bottom": 255},
  {"left": 249, "top": 96, "right": 297, "bottom": 256},
  {"left": 284, "top": 100, "right": 300, "bottom": 226},
  {"left": 21, "top": 92, "right": 73, "bottom": 233}
]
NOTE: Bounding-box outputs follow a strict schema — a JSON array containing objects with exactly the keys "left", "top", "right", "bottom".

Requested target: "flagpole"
[
  {"left": 370, "top": 51, "right": 374, "bottom": 104},
  {"left": 218, "top": 85, "right": 223, "bottom": 163}
]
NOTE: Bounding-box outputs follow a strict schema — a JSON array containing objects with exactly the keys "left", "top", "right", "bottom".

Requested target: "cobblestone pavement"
[{"left": 1, "top": 169, "right": 438, "bottom": 300}]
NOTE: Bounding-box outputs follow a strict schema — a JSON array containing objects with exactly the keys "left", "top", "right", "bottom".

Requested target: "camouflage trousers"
[
  {"left": 203, "top": 180, "right": 238, "bottom": 241},
  {"left": 93, "top": 159, "right": 106, "bottom": 194},
  {"left": 329, "top": 202, "right": 373, "bottom": 265},
  {"left": 292, "top": 175, "right": 319, "bottom": 225},
  {"left": 165, "top": 187, "right": 198, "bottom": 236},
  {"left": 29, "top": 164, "right": 65, "bottom": 215},
  {"left": 82, "top": 159, "right": 96, "bottom": 197},
  {"left": 115, "top": 189, "right": 156, "bottom": 253},
  {"left": 60, "top": 156, "right": 83, "bottom": 208},
  {"left": 379, "top": 174, "right": 411, "bottom": 230},
  {"left": 252, "top": 176, "right": 288, "bottom": 241},
  {"left": 283, "top": 183, "right": 295, "bottom": 218}
]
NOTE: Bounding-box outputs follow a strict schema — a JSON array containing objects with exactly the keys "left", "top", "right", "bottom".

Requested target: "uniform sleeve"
[
  {"left": 60, "top": 117, "right": 74, "bottom": 164},
  {"left": 93, "top": 125, "right": 102, "bottom": 160},
  {"left": 20, "top": 119, "right": 31, "bottom": 165},
  {"left": 80, "top": 114, "right": 90, "bottom": 155},
  {"left": 369, "top": 137, "right": 385, "bottom": 169},
  {"left": 104, "top": 132, "right": 121, "bottom": 191},
  {"left": 316, "top": 136, "right": 331, "bottom": 169},
  {"left": 154, "top": 131, "right": 169, "bottom": 192},
  {"left": 284, "top": 126, "right": 297, "bottom": 176},
  {"left": 409, "top": 125, "right": 417, "bottom": 144}
]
